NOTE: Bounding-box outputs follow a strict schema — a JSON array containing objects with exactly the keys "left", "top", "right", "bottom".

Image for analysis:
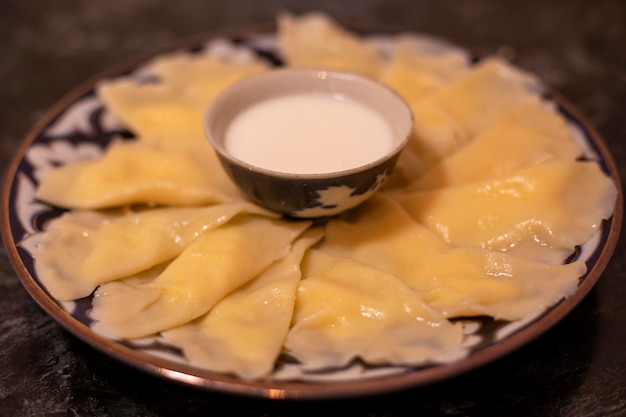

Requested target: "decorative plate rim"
[{"left": 1, "top": 26, "right": 623, "bottom": 400}]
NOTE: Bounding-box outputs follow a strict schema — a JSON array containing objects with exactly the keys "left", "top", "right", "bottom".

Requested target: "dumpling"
[
  {"left": 161, "top": 227, "right": 323, "bottom": 380},
  {"left": 393, "top": 161, "right": 618, "bottom": 263},
  {"left": 320, "top": 194, "right": 586, "bottom": 320},
  {"left": 404, "top": 100, "right": 584, "bottom": 191},
  {"left": 149, "top": 51, "right": 268, "bottom": 99},
  {"left": 90, "top": 215, "right": 311, "bottom": 339},
  {"left": 97, "top": 53, "right": 268, "bottom": 140},
  {"left": 277, "top": 11, "right": 384, "bottom": 78},
  {"left": 285, "top": 248, "right": 465, "bottom": 370},
  {"left": 99, "top": 78, "right": 208, "bottom": 141},
  {"left": 426, "top": 56, "right": 542, "bottom": 139},
  {"left": 379, "top": 33, "right": 471, "bottom": 104},
  {"left": 404, "top": 102, "right": 469, "bottom": 170},
  {"left": 39, "top": 52, "right": 271, "bottom": 211},
  {"left": 34, "top": 202, "right": 274, "bottom": 301},
  {"left": 35, "top": 141, "right": 246, "bottom": 209},
  {"left": 407, "top": 57, "right": 542, "bottom": 167}
]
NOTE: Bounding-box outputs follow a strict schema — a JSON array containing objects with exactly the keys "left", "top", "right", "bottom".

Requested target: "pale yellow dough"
[
  {"left": 320, "top": 194, "right": 587, "bottom": 320},
  {"left": 393, "top": 161, "right": 618, "bottom": 263},
  {"left": 90, "top": 215, "right": 311, "bottom": 339},
  {"left": 161, "top": 228, "right": 323, "bottom": 380},
  {"left": 97, "top": 53, "right": 268, "bottom": 140},
  {"left": 34, "top": 202, "right": 275, "bottom": 301},
  {"left": 35, "top": 141, "right": 245, "bottom": 209},
  {"left": 404, "top": 101, "right": 584, "bottom": 191},
  {"left": 285, "top": 248, "right": 465, "bottom": 369},
  {"left": 379, "top": 33, "right": 471, "bottom": 104},
  {"left": 277, "top": 11, "right": 384, "bottom": 78},
  {"left": 406, "top": 57, "right": 542, "bottom": 169}
]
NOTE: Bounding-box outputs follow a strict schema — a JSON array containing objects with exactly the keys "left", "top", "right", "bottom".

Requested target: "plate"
[{"left": 1, "top": 28, "right": 623, "bottom": 400}]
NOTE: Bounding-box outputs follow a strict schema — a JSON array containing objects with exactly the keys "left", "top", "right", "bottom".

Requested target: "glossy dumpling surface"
[
  {"left": 34, "top": 202, "right": 274, "bottom": 300},
  {"left": 277, "top": 11, "right": 383, "bottom": 77},
  {"left": 90, "top": 215, "right": 311, "bottom": 339},
  {"left": 97, "top": 53, "right": 268, "bottom": 139},
  {"left": 405, "top": 101, "right": 584, "bottom": 191},
  {"left": 406, "top": 57, "right": 542, "bottom": 168},
  {"left": 394, "top": 161, "right": 618, "bottom": 263},
  {"left": 320, "top": 194, "right": 586, "bottom": 320},
  {"left": 35, "top": 141, "right": 246, "bottom": 209},
  {"left": 161, "top": 228, "right": 323, "bottom": 380},
  {"left": 285, "top": 248, "right": 465, "bottom": 369}
]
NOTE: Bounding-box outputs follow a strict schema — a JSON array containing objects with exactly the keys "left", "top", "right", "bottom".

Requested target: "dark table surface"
[{"left": 1, "top": 1, "right": 625, "bottom": 416}]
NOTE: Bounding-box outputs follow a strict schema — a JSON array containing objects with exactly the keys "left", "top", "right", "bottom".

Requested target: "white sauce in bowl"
[{"left": 224, "top": 93, "right": 395, "bottom": 174}]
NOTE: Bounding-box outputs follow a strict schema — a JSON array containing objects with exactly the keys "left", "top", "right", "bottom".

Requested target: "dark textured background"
[{"left": 1, "top": 1, "right": 625, "bottom": 416}]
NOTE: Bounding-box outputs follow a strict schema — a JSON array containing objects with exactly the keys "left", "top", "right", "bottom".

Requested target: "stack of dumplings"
[{"left": 33, "top": 11, "right": 618, "bottom": 381}]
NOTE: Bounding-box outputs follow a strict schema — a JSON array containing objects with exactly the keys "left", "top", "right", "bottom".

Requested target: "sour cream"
[{"left": 224, "top": 93, "right": 395, "bottom": 174}]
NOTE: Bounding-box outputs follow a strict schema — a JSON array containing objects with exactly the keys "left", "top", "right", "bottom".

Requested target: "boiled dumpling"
[
  {"left": 404, "top": 102, "right": 469, "bottom": 170},
  {"left": 285, "top": 248, "right": 465, "bottom": 370},
  {"left": 34, "top": 202, "right": 274, "bottom": 300},
  {"left": 404, "top": 100, "right": 584, "bottom": 191},
  {"left": 277, "top": 11, "right": 384, "bottom": 77},
  {"left": 41, "top": 52, "right": 270, "bottom": 211},
  {"left": 97, "top": 53, "right": 268, "bottom": 140},
  {"left": 90, "top": 215, "right": 311, "bottom": 339},
  {"left": 161, "top": 228, "right": 323, "bottom": 380},
  {"left": 35, "top": 141, "right": 246, "bottom": 209},
  {"left": 393, "top": 160, "right": 618, "bottom": 263},
  {"left": 320, "top": 194, "right": 586, "bottom": 320},
  {"left": 425, "top": 56, "right": 542, "bottom": 139},
  {"left": 379, "top": 33, "right": 471, "bottom": 103},
  {"left": 407, "top": 57, "right": 542, "bottom": 168}
]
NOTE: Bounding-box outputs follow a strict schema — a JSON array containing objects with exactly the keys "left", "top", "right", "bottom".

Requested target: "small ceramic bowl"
[{"left": 203, "top": 68, "right": 413, "bottom": 218}]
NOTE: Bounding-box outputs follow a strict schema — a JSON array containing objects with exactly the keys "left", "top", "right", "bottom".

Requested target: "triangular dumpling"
[
  {"left": 34, "top": 202, "right": 274, "bottom": 300},
  {"left": 90, "top": 215, "right": 311, "bottom": 339},
  {"left": 393, "top": 161, "right": 617, "bottom": 262},
  {"left": 321, "top": 194, "right": 586, "bottom": 320},
  {"left": 161, "top": 228, "right": 323, "bottom": 380}
]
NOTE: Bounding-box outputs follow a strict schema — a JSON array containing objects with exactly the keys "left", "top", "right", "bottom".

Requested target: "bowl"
[{"left": 203, "top": 68, "right": 414, "bottom": 218}]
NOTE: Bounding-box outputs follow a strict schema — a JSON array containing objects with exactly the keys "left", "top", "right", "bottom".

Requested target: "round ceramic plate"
[{"left": 1, "top": 28, "right": 623, "bottom": 400}]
